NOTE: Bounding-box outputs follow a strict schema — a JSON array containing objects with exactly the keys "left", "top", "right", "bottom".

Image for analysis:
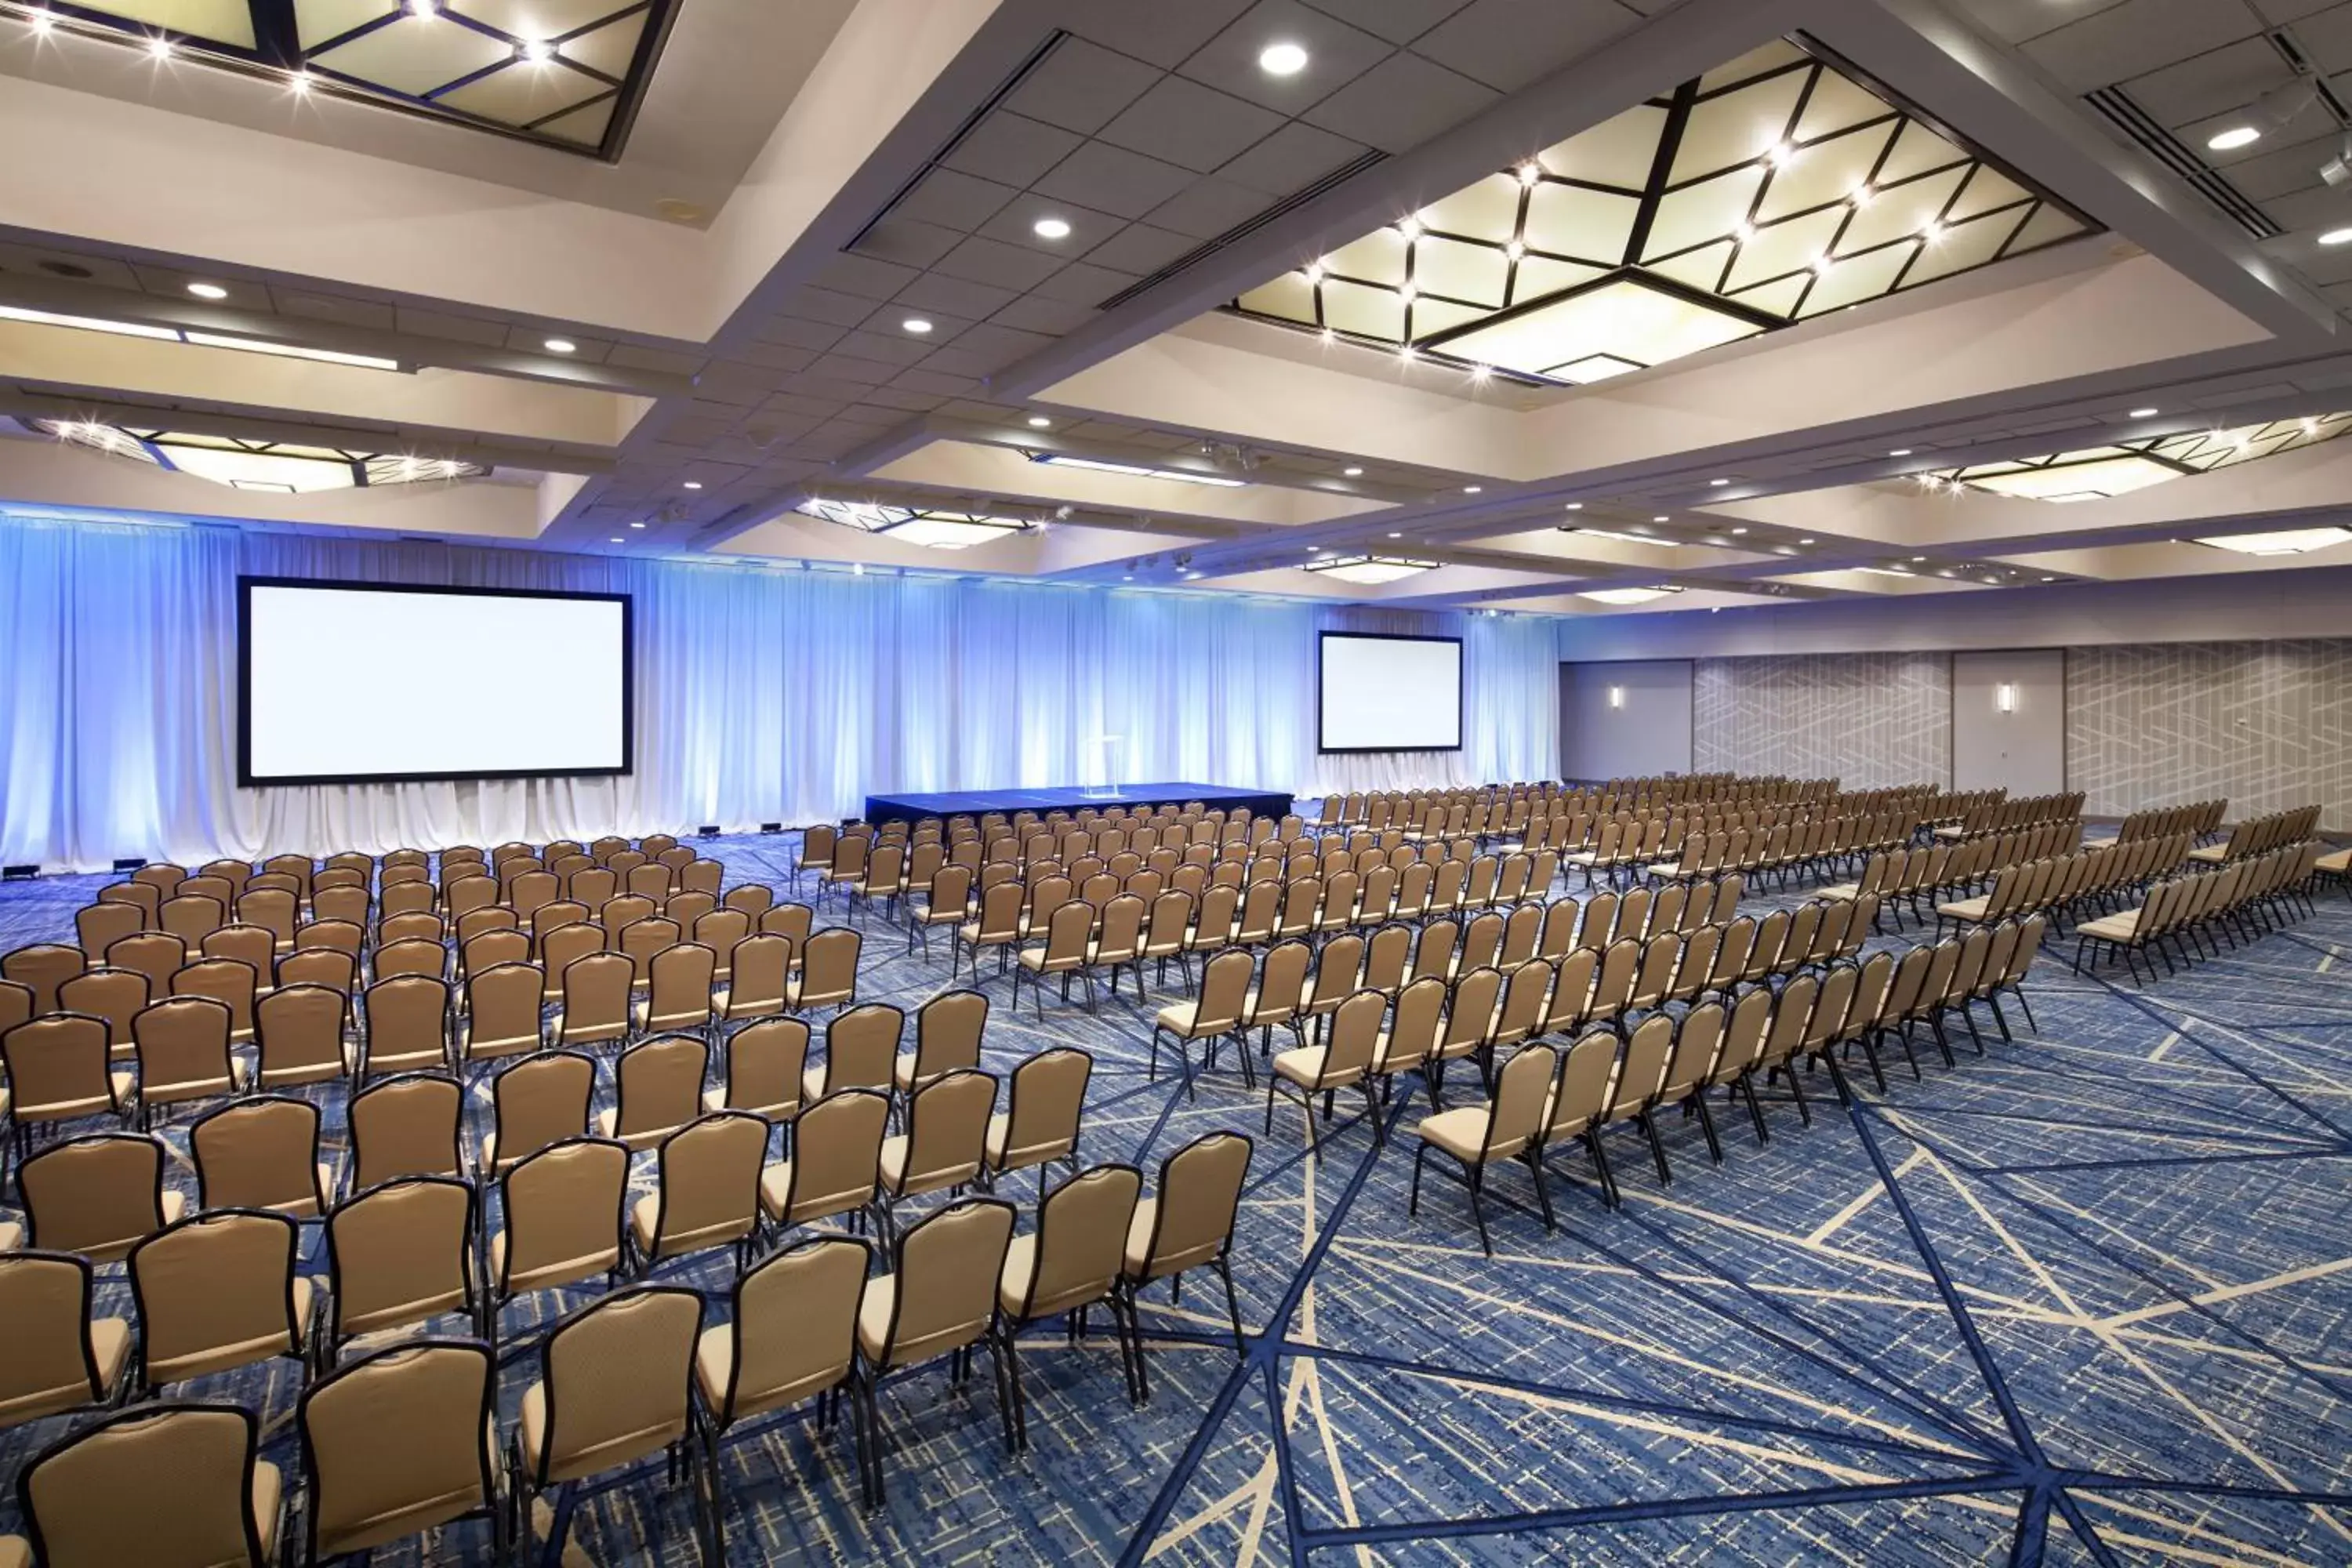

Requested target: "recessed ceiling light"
[
  {"left": 1387, "top": 532, "right": 1401, "bottom": 539},
  {"left": 1651, "top": 514, "right": 1669, "bottom": 523},
  {"left": 1889, "top": 448, "right": 1911, "bottom": 456},
  {"left": 902, "top": 318, "right": 933, "bottom": 335},
  {"left": 1032, "top": 217, "right": 1072, "bottom": 240},
  {"left": 609, "top": 536, "right": 624, "bottom": 544},
  {"left": 2128, "top": 407, "right": 2158, "bottom": 418},
  {"left": 2206, "top": 125, "right": 2260, "bottom": 151},
  {"left": 2194, "top": 525, "right": 2352, "bottom": 555},
  {"left": 186, "top": 282, "right": 228, "bottom": 300},
  {"left": 1258, "top": 41, "right": 1308, "bottom": 75},
  {"left": 407, "top": 0, "right": 434, "bottom": 12},
  {"left": 1709, "top": 477, "right": 1730, "bottom": 486},
  {"left": 1911, "top": 555, "right": 1926, "bottom": 561},
  {"left": 543, "top": 337, "right": 576, "bottom": 354},
  {"left": 1563, "top": 503, "right": 1582, "bottom": 511},
  {"left": 28, "top": 9, "right": 54, "bottom": 34},
  {"left": 1026, "top": 416, "right": 1051, "bottom": 428},
  {"left": 1341, "top": 466, "right": 1363, "bottom": 477},
  {"left": 1463, "top": 485, "right": 1482, "bottom": 493},
  {"left": 2321, "top": 227, "right": 2352, "bottom": 246},
  {"left": 146, "top": 34, "right": 172, "bottom": 58},
  {"left": 1730, "top": 526, "right": 1747, "bottom": 535},
  {"left": 288, "top": 70, "right": 310, "bottom": 93},
  {"left": 629, "top": 521, "right": 646, "bottom": 529},
  {"left": 682, "top": 481, "right": 702, "bottom": 490},
  {"left": 519, "top": 37, "right": 551, "bottom": 62},
  {"left": 1798, "top": 537, "right": 1815, "bottom": 544}
]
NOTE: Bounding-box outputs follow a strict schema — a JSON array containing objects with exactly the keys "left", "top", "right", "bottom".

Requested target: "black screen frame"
[
  {"left": 237, "top": 575, "right": 635, "bottom": 787},
  {"left": 1316, "top": 630, "right": 1465, "bottom": 755}
]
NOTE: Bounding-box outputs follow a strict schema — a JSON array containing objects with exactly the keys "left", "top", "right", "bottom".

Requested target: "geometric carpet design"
[{"left": 2, "top": 836, "right": 2347, "bottom": 1565}]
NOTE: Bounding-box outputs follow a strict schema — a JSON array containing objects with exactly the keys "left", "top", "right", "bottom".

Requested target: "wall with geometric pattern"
[
  {"left": 1691, "top": 653, "right": 1951, "bottom": 788},
  {"left": 2067, "top": 639, "right": 2352, "bottom": 829}
]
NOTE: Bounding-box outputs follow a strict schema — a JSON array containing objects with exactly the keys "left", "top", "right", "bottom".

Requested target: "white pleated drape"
[{"left": 0, "top": 517, "right": 1560, "bottom": 869}]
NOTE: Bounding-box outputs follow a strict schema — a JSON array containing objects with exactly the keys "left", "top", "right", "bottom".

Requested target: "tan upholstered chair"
[
  {"left": 1265, "top": 988, "right": 1385, "bottom": 1160},
  {"left": 322, "top": 1176, "right": 480, "bottom": 1364},
  {"left": 1407, "top": 1044, "right": 1558, "bottom": 1254},
  {"left": 517, "top": 1286, "right": 709, "bottom": 1563},
  {"left": 296, "top": 1341, "right": 507, "bottom": 1564},
  {"left": 1538, "top": 1029, "right": 1630, "bottom": 1210},
  {"left": 14, "top": 1402, "right": 283, "bottom": 1567},
  {"left": 1121, "top": 1131, "right": 1252, "bottom": 1398},
  {"left": 358, "top": 975, "right": 450, "bottom": 1083},
  {"left": 997, "top": 1164, "right": 1145, "bottom": 1442},
  {"left": 717, "top": 932, "right": 789, "bottom": 1025},
  {"left": 190, "top": 1098, "right": 332, "bottom": 1218},
  {"left": 706, "top": 1018, "right": 807, "bottom": 1126},
  {"left": 895, "top": 988, "right": 987, "bottom": 1097},
  {"left": 483, "top": 1050, "right": 597, "bottom": 1174},
  {"left": 985, "top": 1048, "right": 1091, "bottom": 1199},
  {"left": 553, "top": 949, "right": 634, "bottom": 1051},
  {"left": 129, "top": 1209, "right": 315, "bottom": 1392},
  {"left": 1151, "top": 946, "right": 1252, "bottom": 1099},
  {"left": 58, "top": 968, "right": 146, "bottom": 1060},
  {"left": 0, "top": 1250, "right": 131, "bottom": 1432},
  {"left": 637, "top": 942, "right": 717, "bottom": 1038},
  {"left": 786, "top": 927, "right": 861, "bottom": 1016},
  {"left": 4, "top": 1014, "right": 136, "bottom": 1167},
  {"left": 854, "top": 1197, "right": 1018, "bottom": 1507},
  {"left": 695, "top": 1236, "right": 871, "bottom": 1515},
  {"left": 878, "top": 1070, "right": 994, "bottom": 1230},
  {"left": 804, "top": 1003, "right": 901, "bottom": 1101},
  {"left": 345, "top": 1074, "right": 463, "bottom": 1196},
  {"left": 758, "top": 1088, "right": 887, "bottom": 1239},
  {"left": 630, "top": 1112, "right": 768, "bottom": 1275},
  {"left": 132, "top": 996, "right": 246, "bottom": 1129},
  {"left": 457, "top": 961, "right": 545, "bottom": 1072},
  {"left": 490, "top": 1138, "right": 630, "bottom": 1329},
  {"left": 17, "top": 1134, "right": 183, "bottom": 1264},
  {"left": 598, "top": 1033, "right": 709, "bottom": 1152},
  {"left": 252, "top": 983, "right": 352, "bottom": 1089},
  {"left": 3, "top": 942, "right": 85, "bottom": 1015}
]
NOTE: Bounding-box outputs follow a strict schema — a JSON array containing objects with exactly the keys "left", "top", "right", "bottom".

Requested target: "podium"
[{"left": 1080, "top": 735, "right": 1126, "bottom": 799}]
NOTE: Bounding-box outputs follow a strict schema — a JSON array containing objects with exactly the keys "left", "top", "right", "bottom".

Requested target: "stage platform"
[{"left": 861, "top": 782, "right": 1294, "bottom": 828}]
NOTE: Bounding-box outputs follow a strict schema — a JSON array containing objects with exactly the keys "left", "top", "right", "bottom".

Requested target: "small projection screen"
[
  {"left": 239, "top": 578, "right": 632, "bottom": 786},
  {"left": 1317, "top": 631, "right": 1464, "bottom": 754}
]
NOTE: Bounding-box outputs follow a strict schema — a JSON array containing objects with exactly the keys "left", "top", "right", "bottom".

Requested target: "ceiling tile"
[
  {"left": 2216, "top": 127, "right": 2336, "bottom": 199},
  {"left": 933, "top": 235, "right": 1070, "bottom": 291},
  {"left": 912, "top": 345, "right": 1017, "bottom": 379},
  {"left": 271, "top": 290, "right": 398, "bottom": 332},
  {"left": 1098, "top": 76, "right": 1290, "bottom": 172},
  {"left": 393, "top": 306, "right": 511, "bottom": 347},
  {"left": 856, "top": 301, "right": 977, "bottom": 340},
  {"left": 607, "top": 344, "right": 706, "bottom": 376},
  {"left": 1003, "top": 38, "right": 1164, "bottom": 135},
  {"left": 849, "top": 216, "right": 967, "bottom": 271},
  {"left": 945, "top": 321, "right": 1058, "bottom": 365},
  {"left": 971, "top": 191, "right": 1127, "bottom": 259},
  {"left": 893, "top": 166, "right": 1023, "bottom": 232},
  {"left": 890, "top": 368, "right": 985, "bottom": 396},
  {"left": 1297, "top": 0, "right": 1475, "bottom": 44},
  {"left": 942, "top": 110, "right": 1088, "bottom": 189},
  {"left": 989, "top": 295, "right": 1101, "bottom": 334},
  {"left": 813, "top": 251, "right": 924, "bottom": 301},
  {"left": 1408, "top": 0, "right": 1635, "bottom": 93},
  {"left": 1082, "top": 223, "right": 1200, "bottom": 275},
  {"left": 1034, "top": 141, "right": 1200, "bottom": 218},
  {"left": 828, "top": 328, "right": 942, "bottom": 368},
  {"left": 2124, "top": 37, "right": 2284, "bottom": 128},
  {"left": 1301, "top": 49, "right": 1497, "bottom": 151},
  {"left": 1178, "top": 0, "right": 1396, "bottom": 114},
  {"left": 2020, "top": 0, "right": 2263, "bottom": 93},
  {"left": 728, "top": 341, "right": 818, "bottom": 374},
  {"left": 2296, "top": 3, "right": 2352, "bottom": 73},
  {"left": 768, "top": 285, "right": 878, "bottom": 328},
  {"left": 1062, "top": 0, "right": 1258, "bottom": 67},
  {"left": 1149, "top": 177, "right": 1283, "bottom": 238},
  {"left": 1216, "top": 119, "right": 1371, "bottom": 193},
  {"left": 1029, "top": 261, "right": 1144, "bottom": 304},
  {"left": 893, "top": 272, "right": 1025, "bottom": 320},
  {"left": 855, "top": 384, "right": 953, "bottom": 413},
  {"left": 755, "top": 315, "right": 850, "bottom": 353}
]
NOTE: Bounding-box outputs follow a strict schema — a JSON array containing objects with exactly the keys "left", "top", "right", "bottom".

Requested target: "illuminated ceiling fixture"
[
  {"left": 0, "top": 303, "right": 401, "bottom": 369},
  {"left": 1570, "top": 526, "right": 1681, "bottom": 545},
  {"left": 1033, "top": 217, "right": 1072, "bottom": 240},
  {"left": 1303, "top": 554, "right": 1436, "bottom": 585},
  {"left": 1231, "top": 37, "right": 2091, "bottom": 386},
  {"left": 796, "top": 498, "right": 1029, "bottom": 550},
  {"left": 186, "top": 281, "right": 229, "bottom": 300},
  {"left": 1578, "top": 585, "right": 1684, "bottom": 604},
  {"left": 1932, "top": 414, "right": 2352, "bottom": 501},
  {"left": 1258, "top": 40, "right": 1308, "bottom": 75},
  {"left": 1028, "top": 453, "right": 1247, "bottom": 488},
  {"left": 20, "top": 1, "right": 676, "bottom": 155},
  {"left": 2192, "top": 526, "right": 2352, "bottom": 556},
  {"left": 1851, "top": 565, "right": 1918, "bottom": 577},
  {"left": 34, "top": 419, "right": 484, "bottom": 493},
  {"left": 2207, "top": 125, "right": 2260, "bottom": 151}
]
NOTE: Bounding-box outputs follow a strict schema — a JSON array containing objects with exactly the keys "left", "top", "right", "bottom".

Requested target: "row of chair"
[
  {"left": 2187, "top": 805, "right": 2323, "bottom": 865},
  {"left": 2072, "top": 842, "right": 2326, "bottom": 982},
  {"left": 2114, "top": 799, "right": 2227, "bottom": 844},
  {"left": 1931, "top": 792, "right": 2085, "bottom": 840},
  {"left": 1820, "top": 819, "right": 2086, "bottom": 925}
]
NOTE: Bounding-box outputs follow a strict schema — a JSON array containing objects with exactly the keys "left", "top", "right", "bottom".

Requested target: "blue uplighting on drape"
[{"left": 0, "top": 517, "right": 1560, "bottom": 869}]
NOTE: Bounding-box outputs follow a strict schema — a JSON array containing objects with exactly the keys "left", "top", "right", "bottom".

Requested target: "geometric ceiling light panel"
[
  {"left": 1577, "top": 585, "right": 1685, "bottom": 604},
  {"left": 2192, "top": 526, "right": 2352, "bottom": 555},
  {"left": 1301, "top": 554, "right": 1437, "bottom": 585},
  {"left": 25, "top": 1, "right": 677, "bottom": 154},
  {"left": 1232, "top": 36, "right": 2093, "bottom": 386},
  {"left": 34, "top": 418, "right": 486, "bottom": 492},
  {"left": 0, "top": 305, "right": 401, "bottom": 369},
  {"left": 1025, "top": 453, "right": 1247, "bottom": 488},
  {"left": 1568, "top": 525, "right": 1683, "bottom": 545},
  {"left": 1934, "top": 414, "right": 2352, "bottom": 502},
  {"left": 795, "top": 498, "right": 1029, "bottom": 550}
]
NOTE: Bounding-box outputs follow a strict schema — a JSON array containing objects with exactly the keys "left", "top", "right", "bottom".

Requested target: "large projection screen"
[
  {"left": 1318, "top": 632, "right": 1464, "bottom": 754},
  {"left": 239, "top": 578, "right": 632, "bottom": 786}
]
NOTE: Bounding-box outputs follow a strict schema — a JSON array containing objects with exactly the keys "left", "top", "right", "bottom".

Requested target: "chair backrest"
[
  {"left": 1014, "top": 1163, "right": 1142, "bottom": 1320},
  {"left": 348, "top": 1074, "right": 463, "bottom": 1189},
  {"left": 1251, "top": 940, "right": 1313, "bottom": 1025},
  {"left": 716, "top": 1017, "right": 808, "bottom": 1119},
  {"left": 532, "top": 1286, "right": 702, "bottom": 1486},
  {"left": 487, "top": 1051, "right": 596, "bottom": 1171},
  {"left": 871, "top": 1199, "right": 1015, "bottom": 1369},
  {"left": 1133, "top": 1131, "right": 1251, "bottom": 1282},
  {"left": 1544, "top": 1032, "right": 1619, "bottom": 1141},
  {"left": 646, "top": 1113, "right": 768, "bottom": 1258},
  {"left": 254, "top": 983, "right": 347, "bottom": 1084},
  {"left": 712, "top": 1237, "right": 867, "bottom": 1426},
  {"left": 612, "top": 1033, "right": 710, "bottom": 1145},
  {"left": 20, "top": 1402, "right": 270, "bottom": 1568},
  {"left": 895, "top": 1070, "right": 995, "bottom": 1190},
  {"left": 498, "top": 1138, "right": 628, "bottom": 1294},
  {"left": 1, "top": 1014, "right": 115, "bottom": 1124},
  {"left": 797, "top": 927, "right": 861, "bottom": 1003},
  {"left": 644, "top": 942, "right": 717, "bottom": 1027},
  {"left": 58, "top": 967, "right": 147, "bottom": 1047},
  {"left": 191, "top": 1097, "right": 325, "bottom": 1217},
  {"left": 1479, "top": 1042, "right": 1557, "bottom": 1160},
  {"left": 0, "top": 1250, "right": 109, "bottom": 1425},
  {"left": 819, "top": 1002, "right": 902, "bottom": 1093},
  {"left": 325, "top": 1177, "right": 475, "bottom": 1344},
  {"left": 557, "top": 951, "right": 633, "bottom": 1041},
  {"left": 910, "top": 989, "right": 988, "bottom": 1084},
  {"left": 1609, "top": 1014, "right": 1675, "bottom": 1112},
  {"left": 20, "top": 1134, "right": 169, "bottom": 1261},
  {"left": 129, "top": 1209, "right": 303, "bottom": 1385},
  {"left": 996, "top": 1048, "right": 1090, "bottom": 1171},
  {"left": 299, "top": 1341, "right": 498, "bottom": 1563},
  {"left": 780, "top": 1089, "right": 889, "bottom": 1225}
]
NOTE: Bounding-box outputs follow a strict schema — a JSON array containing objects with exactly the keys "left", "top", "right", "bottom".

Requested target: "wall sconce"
[
  {"left": 1608, "top": 685, "right": 1624, "bottom": 709},
  {"left": 1995, "top": 682, "right": 2016, "bottom": 713}
]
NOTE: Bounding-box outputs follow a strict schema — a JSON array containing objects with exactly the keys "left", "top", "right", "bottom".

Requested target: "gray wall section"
[
  {"left": 1692, "top": 652, "right": 1951, "bottom": 788},
  {"left": 1953, "top": 649, "right": 2067, "bottom": 796},
  {"left": 1559, "top": 660, "right": 1693, "bottom": 781}
]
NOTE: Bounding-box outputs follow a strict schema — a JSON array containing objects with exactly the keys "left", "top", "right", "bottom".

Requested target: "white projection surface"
[
  {"left": 241, "top": 581, "right": 630, "bottom": 783},
  {"left": 1318, "top": 633, "right": 1463, "bottom": 753}
]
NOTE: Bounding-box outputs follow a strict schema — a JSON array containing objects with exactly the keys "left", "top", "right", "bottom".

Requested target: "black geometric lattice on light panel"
[
  {"left": 1230, "top": 37, "right": 2095, "bottom": 387},
  {"left": 26, "top": 0, "right": 678, "bottom": 158},
  {"left": 1929, "top": 413, "right": 2352, "bottom": 502}
]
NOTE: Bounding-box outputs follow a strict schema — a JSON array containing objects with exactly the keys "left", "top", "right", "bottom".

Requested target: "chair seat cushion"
[
  {"left": 1935, "top": 898, "right": 1988, "bottom": 920},
  {"left": 1411, "top": 1105, "right": 1491, "bottom": 1161},
  {"left": 2076, "top": 910, "right": 2140, "bottom": 941}
]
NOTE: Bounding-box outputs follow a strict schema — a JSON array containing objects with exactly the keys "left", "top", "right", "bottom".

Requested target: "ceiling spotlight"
[
  {"left": 608, "top": 536, "right": 624, "bottom": 544},
  {"left": 1709, "top": 478, "right": 1730, "bottom": 486},
  {"left": 629, "top": 521, "right": 646, "bottom": 529},
  {"left": 1563, "top": 503, "right": 1583, "bottom": 511},
  {"left": 1397, "top": 284, "right": 1417, "bottom": 303},
  {"left": 1387, "top": 532, "right": 1401, "bottom": 539},
  {"left": 1396, "top": 216, "right": 1422, "bottom": 241},
  {"left": 1341, "top": 466, "right": 1363, "bottom": 477},
  {"left": 682, "top": 481, "right": 702, "bottom": 490},
  {"left": 1503, "top": 240, "right": 1526, "bottom": 261},
  {"left": 1798, "top": 536, "right": 1816, "bottom": 544},
  {"left": 1033, "top": 216, "right": 1071, "bottom": 240},
  {"left": 1889, "top": 448, "right": 1911, "bottom": 456},
  {"left": 1258, "top": 40, "right": 1308, "bottom": 75},
  {"left": 543, "top": 337, "right": 576, "bottom": 354},
  {"left": 1849, "top": 183, "right": 1875, "bottom": 206},
  {"left": 1463, "top": 485, "right": 1482, "bottom": 494},
  {"left": 2129, "top": 407, "right": 2158, "bottom": 417},
  {"left": 1920, "top": 222, "right": 1944, "bottom": 244},
  {"left": 1651, "top": 514, "right": 1668, "bottom": 523},
  {"left": 186, "top": 282, "right": 228, "bottom": 300},
  {"left": 1515, "top": 162, "right": 1541, "bottom": 186},
  {"left": 406, "top": 0, "right": 435, "bottom": 13},
  {"left": 1730, "top": 526, "right": 1746, "bottom": 535},
  {"left": 28, "top": 9, "right": 53, "bottom": 34},
  {"left": 288, "top": 71, "right": 310, "bottom": 93},
  {"left": 2321, "top": 227, "right": 2352, "bottom": 245},
  {"left": 519, "top": 37, "right": 551, "bottom": 62},
  {"left": 1026, "top": 416, "right": 1051, "bottom": 428},
  {"left": 902, "top": 318, "right": 933, "bottom": 334},
  {"left": 1911, "top": 555, "right": 1926, "bottom": 562},
  {"left": 1765, "top": 140, "right": 1794, "bottom": 165},
  {"left": 1733, "top": 223, "right": 1755, "bottom": 245},
  {"left": 146, "top": 34, "right": 172, "bottom": 58},
  {"left": 2206, "top": 125, "right": 2261, "bottom": 151}
]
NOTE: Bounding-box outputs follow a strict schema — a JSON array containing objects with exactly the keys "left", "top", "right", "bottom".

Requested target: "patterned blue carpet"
[{"left": 3, "top": 833, "right": 2349, "bottom": 1566}]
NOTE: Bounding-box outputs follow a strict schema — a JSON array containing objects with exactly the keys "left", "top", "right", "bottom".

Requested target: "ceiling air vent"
[{"left": 2084, "top": 86, "right": 2282, "bottom": 240}]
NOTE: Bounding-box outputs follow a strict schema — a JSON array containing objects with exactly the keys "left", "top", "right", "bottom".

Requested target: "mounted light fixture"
[
  {"left": 1996, "top": 682, "right": 2016, "bottom": 713},
  {"left": 1935, "top": 415, "right": 2352, "bottom": 501},
  {"left": 1608, "top": 685, "right": 1625, "bottom": 709},
  {"left": 35, "top": 419, "right": 482, "bottom": 492},
  {"left": 1577, "top": 585, "right": 1683, "bottom": 604},
  {"left": 1301, "top": 554, "right": 1436, "bottom": 585},
  {"left": 797, "top": 498, "right": 1027, "bottom": 550}
]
